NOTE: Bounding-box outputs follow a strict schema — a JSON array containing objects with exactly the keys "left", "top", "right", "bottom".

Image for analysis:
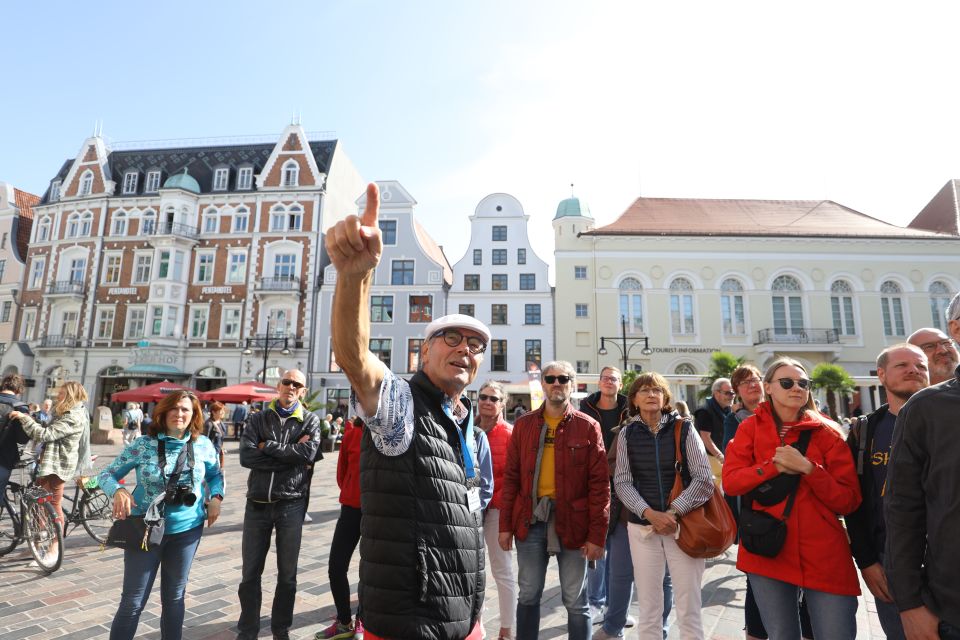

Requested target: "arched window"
[
  {"left": 720, "top": 278, "right": 745, "bottom": 336},
  {"left": 830, "top": 280, "right": 856, "bottom": 336},
  {"left": 79, "top": 211, "right": 93, "bottom": 236},
  {"left": 281, "top": 160, "right": 299, "bottom": 187},
  {"left": 270, "top": 205, "right": 286, "bottom": 231},
  {"left": 675, "top": 363, "right": 699, "bottom": 406},
  {"left": 202, "top": 207, "right": 218, "bottom": 234},
  {"left": 79, "top": 170, "right": 93, "bottom": 196},
  {"left": 66, "top": 212, "right": 80, "bottom": 238},
  {"left": 233, "top": 206, "right": 249, "bottom": 233},
  {"left": 929, "top": 280, "right": 953, "bottom": 330},
  {"left": 675, "top": 363, "right": 696, "bottom": 375},
  {"left": 618, "top": 277, "right": 643, "bottom": 334},
  {"left": 111, "top": 210, "right": 127, "bottom": 236},
  {"left": 881, "top": 280, "right": 906, "bottom": 336},
  {"left": 288, "top": 204, "right": 303, "bottom": 231},
  {"left": 141, "top": 210, "right": 156, "bottom": 235},
  {"left": 771, "top": 275, "right": 804, "bottom": 335},
  {"left": 37, "top": 217, "right": 51, "bottom": 242},
  {"left": 669, "top": 277, "right": 695, "bottom": 334}
]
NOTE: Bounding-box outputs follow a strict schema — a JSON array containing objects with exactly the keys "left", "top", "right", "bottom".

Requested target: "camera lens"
[{"left": 182, "top": 491, "right": 197, "bottom": 507}]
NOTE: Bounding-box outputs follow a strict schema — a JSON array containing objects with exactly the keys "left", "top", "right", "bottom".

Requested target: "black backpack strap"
[
  {"left": 849, "top": 415, "right": 869, "bottom": 475},
  {"left": 781, "top": 430, "right": 813, "bottom": 519}
]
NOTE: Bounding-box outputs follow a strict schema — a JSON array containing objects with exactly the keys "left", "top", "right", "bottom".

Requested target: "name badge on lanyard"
[{"left": 467, "top": 487, "right": 482, "bottom": 512}]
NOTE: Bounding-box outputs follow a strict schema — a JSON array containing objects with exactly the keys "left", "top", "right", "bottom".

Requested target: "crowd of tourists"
[{"left": 1, "top": 181, "right": 957, "bottom": 640}]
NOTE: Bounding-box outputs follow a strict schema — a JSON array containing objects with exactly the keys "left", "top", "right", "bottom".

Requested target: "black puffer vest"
[
  {"left": 359, "top": 372, "right": 485, "bottom": 640},
  {"left": 624, "top": 416, "right": 691, "bottom": 524}
]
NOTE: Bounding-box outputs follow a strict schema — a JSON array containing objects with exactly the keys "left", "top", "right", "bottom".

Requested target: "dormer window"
[
  {"left": 237, "top": 167, "right": 253, "bottom": 190},
  {"left": 79, "top": 170, "right": 94, "bottom": 196},
  {"left": 281, "top": 160, "right": 299, "bottom": 187},
  {"left": 122, "top": 171, "right": 139, "bottom": 195},
  {"left": 49, "top": 181, "right": 61, "bottom": 202},
  {"left": 213, "top": 167, "right": 229, "bottom": 191},
  {"left": 145, "top": 171, "right": 161, "bottom": 193}
]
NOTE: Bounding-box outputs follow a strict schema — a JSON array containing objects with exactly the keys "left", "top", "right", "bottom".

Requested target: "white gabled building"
[
  {"left": 447, "top": 193, "right": 553, "bottom": 405},
  {"left": 314, "top": 180, "right": 452, "bottom": 414}
]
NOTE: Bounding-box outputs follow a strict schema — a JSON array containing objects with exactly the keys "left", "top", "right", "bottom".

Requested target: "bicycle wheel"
[
  {"left": 0, "top": 497, "right": 19, "bottom": 556},
  {"left": 24, "top": 501, "right": 63, "bottom": 574},
  {"left": 80, "top": 488, "right": 113, "bottom": 544}
]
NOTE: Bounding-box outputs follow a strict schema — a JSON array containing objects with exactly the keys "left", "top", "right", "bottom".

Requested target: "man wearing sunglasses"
[
  {"left": 886, "top": 294, "right": 960, "bottom": 640},
  {"left": 498, "top": 361, "right": 609, "bottom": 640},
  {"left": 237, "top": 368, "right": 322, "bottom": 640},
  {"left": 327, "top": 183, "right": 489, "bottom": 640}
]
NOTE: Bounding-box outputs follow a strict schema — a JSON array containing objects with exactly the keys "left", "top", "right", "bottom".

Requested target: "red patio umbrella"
[
  {"left": 199, "top": 381, "right": 279, "bottom": 404},
  {"left": 111, "top": 380, "right": 200, "bottom": 403}
]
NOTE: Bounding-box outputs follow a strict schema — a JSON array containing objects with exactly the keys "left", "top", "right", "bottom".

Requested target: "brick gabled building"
[{"left": 9, "top": 124, "right": 364, "bottom": 407}]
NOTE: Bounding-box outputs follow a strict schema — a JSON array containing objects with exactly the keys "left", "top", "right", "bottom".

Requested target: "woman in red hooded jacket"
[
  {"left": 723, "top": 357, "right": 861, "bottom": 640},
  {"left": 318, "top": 417, "right": 364, "bottom": 639}
]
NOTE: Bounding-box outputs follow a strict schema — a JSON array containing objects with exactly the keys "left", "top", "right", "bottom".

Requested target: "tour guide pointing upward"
[{"left": 327, "top": 183, "right": 487, "bottom": 640}]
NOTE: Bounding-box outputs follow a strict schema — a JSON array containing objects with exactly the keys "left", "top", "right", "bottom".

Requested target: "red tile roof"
[
  {"left": 584, "top": 197, "right": 956, "bottom": 240},
  {"left": 13, "top": 188, "right": 39, "bottom": 259}
]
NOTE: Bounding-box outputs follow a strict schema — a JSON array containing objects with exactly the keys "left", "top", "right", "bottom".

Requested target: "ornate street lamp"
[
  {"left": 242, "top": 318, "right": 292, "bottom": 384},
  {"left": 598, "top": 315, "right": 653, "bottom": 372}
]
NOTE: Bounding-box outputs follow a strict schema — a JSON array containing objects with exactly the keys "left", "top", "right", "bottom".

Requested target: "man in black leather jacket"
[{"left": 237, "top": 368, "right": 322, "bottom": 640}]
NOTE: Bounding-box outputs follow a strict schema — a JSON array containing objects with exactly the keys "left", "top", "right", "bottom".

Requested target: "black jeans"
[
  {"left": 329, "top": 505, "right": 362, "bottom": 624},
  {"left": 237, "top": 497, "right": 306, "bottom": 635}
]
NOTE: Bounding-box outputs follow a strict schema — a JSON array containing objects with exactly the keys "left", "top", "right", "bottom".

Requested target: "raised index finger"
[{"left": 360, "top": 182, "right": 380, "bottom": 228}]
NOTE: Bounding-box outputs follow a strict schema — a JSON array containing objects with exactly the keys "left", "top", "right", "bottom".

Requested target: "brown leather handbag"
[{"left": 668, "top": 419, "right": 737, "bottom": 558}]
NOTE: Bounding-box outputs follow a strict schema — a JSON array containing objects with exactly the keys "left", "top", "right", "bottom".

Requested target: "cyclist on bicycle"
[{"left": 0, "top": 374, "right": 30, "bottom": 506}]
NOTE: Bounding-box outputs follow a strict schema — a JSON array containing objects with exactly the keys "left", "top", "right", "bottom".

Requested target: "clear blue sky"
[{"left": 4, "top": 1, "right": 960, "bottom": 281}]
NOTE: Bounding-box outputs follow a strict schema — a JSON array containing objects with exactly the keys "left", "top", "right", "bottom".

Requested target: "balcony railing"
[
  {"left": 246, "top": 333, "right": 304, "bottom": 350},
  {"left": 756, "top": 328, "right": 840, "bottom": 345},
  {"left": 47, "top": 280, "right": 85, "bottom": 296},
  {"left": 256, "top": 276, "right": 300, "bottom": 291},
  {"left": 39, "top": 334, "right": 82, "bottom": 349},
  {"left": 148, "top": 221, "right": 199, "bottom": 239}
]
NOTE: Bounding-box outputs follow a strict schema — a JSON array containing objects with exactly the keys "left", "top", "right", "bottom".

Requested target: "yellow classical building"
[{"left": 553, "top": 183, "right": 960, "bottom": 412}]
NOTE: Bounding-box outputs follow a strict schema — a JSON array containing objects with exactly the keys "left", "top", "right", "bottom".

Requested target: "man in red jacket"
[{"left": 499, "top": 361, "right": 609, "bottom": 640}]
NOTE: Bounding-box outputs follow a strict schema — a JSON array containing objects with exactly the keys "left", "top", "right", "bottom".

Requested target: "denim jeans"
[
  {"left": 109, "top": 524, "right": 204, "bottom": 640},
  {"left": 748, "top": 573, "right": 857, "bottom": 640},
  {"left": 586, "top": 548, "right": 608, "bottom": 607},
  {"left": 515, "top": 521, "right": 590, "bottom": 640},
  {"left": 601, "top": 521, "right": 673, "bottom": 638},
  {"left": 238, "top": 497, "right": 306, "bottom": 636}
]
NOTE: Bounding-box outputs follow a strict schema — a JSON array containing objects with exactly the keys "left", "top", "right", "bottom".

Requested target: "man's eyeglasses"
[
  {"left": 280, "top": 379, "right": 305, "bottom": 389},
  {"left": 599, "top": 375, "right": 621, "bottom": 384},
  {"left": 478, "top": 393, "right": 501, "bottom": 403},
  {"left": 543, "top": 374, "right": 572, "bottom": 385},
  {"left": 431, "top": 329, "right": 487, "bottom": 355},
  {"left": 918, "top": 338, "right": 954, "bottom": 353},
  {"left": 719, "top": 390, "right": 736, "bottom": 397},
  {"left": 777, "top": 378, "right": 811, "bottom": 390}
]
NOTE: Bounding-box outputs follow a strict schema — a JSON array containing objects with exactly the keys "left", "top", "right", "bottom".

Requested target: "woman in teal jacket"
[{"left": 99, "top": 389, "right": 224, "bottom": 640}]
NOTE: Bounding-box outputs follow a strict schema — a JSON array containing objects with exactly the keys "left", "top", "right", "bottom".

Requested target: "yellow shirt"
[{"left": 536, "top": 415, "right": 561, "bottom": 499}]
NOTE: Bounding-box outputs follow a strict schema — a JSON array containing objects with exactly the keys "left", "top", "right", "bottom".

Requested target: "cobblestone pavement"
[{"left": 0, "top": 440, "right": 887, "bottom": 639}]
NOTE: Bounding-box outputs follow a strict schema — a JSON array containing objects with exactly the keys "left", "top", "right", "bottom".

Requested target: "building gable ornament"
[{"left": 258, "top": 125, "right": 324, "bottom": 189}]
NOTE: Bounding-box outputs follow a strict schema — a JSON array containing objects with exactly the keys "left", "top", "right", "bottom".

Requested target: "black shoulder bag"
[
  {"left": 106, "top": 439, "right": 193, "bottom": 551},
  {"left": 738, "top": 429, "right": 812, "bottom": 558}
]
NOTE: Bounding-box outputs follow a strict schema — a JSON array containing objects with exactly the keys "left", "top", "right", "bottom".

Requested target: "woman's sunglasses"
[{"left": 776, "top": 378, "right": 811, "bottom": 390}]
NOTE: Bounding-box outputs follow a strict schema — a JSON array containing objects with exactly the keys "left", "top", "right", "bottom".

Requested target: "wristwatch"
[
  {"left": 665, "top": 507, "right": 679, "bottom": 520},
  {"left": 210, "top": 494, "right": 224, "bottom": 502}
]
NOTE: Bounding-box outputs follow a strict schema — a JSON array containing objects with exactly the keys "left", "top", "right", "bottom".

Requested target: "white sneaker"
[
  {"left": 589, "top": 604, "right": 605, "bottom": 624},
  {"left": 303, "top": 513, "right": 313, "bottom": 523},
  {"left": 625, "top": 614, "right": 637, "bottom": 628}
]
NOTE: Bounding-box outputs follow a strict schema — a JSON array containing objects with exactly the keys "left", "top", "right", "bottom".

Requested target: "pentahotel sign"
[{"left": 128, "top": 347, "right": 181, "bottom": 366}]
